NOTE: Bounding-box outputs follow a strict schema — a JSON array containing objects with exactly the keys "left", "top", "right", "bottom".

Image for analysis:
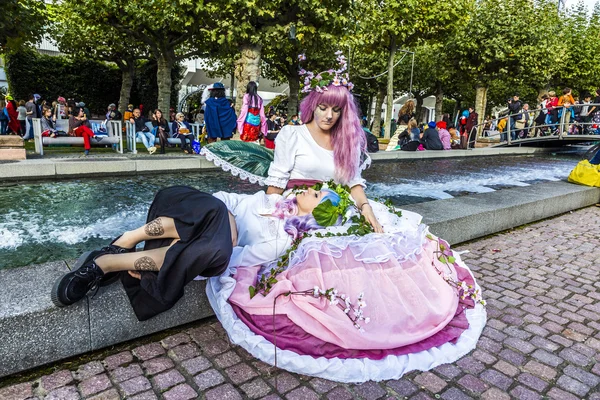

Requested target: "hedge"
[{"left": 5, "top": 49, "right": 184, "bottom": 115}]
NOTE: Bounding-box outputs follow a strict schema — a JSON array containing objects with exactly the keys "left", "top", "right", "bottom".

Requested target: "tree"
[
  {"left": 48, "top": 6, "right": 150, "bottom": 112},
  {"left": 68, "top": 0, "right": 208, "bottom": 112},
  {"left": 204, "top": 0, "right": 354, "bottom": 115},
  {"left": 1, "top": 0, "right": 46, "bottom": 54},
  {"left": 355, "top": 0, "right": 468, "bottom": 138}
]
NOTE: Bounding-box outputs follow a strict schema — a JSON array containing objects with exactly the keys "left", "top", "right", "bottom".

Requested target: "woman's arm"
[
  {"left": 350, "top": 184, "right": 383, "bottom": 233},
  {"left": 266, "top": 186, "right": 284, "bottom": 195}
]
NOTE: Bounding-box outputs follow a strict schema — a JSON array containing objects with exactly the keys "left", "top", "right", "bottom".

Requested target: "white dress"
[{"left": 264, "top": 124, "right": 368, "bottom": 189}]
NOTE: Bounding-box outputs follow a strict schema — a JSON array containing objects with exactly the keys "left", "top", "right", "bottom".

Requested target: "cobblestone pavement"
[{"left": 1, "top": 207, "right": 600, "bottom": 400}]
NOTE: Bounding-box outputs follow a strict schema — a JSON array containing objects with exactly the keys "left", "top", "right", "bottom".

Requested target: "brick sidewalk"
[{"left": 1, "top": 207, "right": 599, "bottom": 400}]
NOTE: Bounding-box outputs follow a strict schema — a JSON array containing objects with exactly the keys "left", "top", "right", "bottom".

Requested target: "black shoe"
[
  {"left": 51, "top": 260, "right": 105, "bottom": 307},
  {"left": 95, "top": 236, "right": 135, "bottom": 286}
]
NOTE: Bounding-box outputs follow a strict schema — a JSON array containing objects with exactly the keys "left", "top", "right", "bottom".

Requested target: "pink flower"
[
  {"left": 332, "top": 77, "right": 341, "bottom": 86},
  {"left": 335, "top": 50, "right": 343, "bottom": 55},
  {"left": 299, "top": 69, "right": 307, "bottom": 76},
  {"left": 347, "top": 82, "right": 354, "bottom": 91},
  {"left": 298, "top": 54, "right": 306, "bottom": 61}
]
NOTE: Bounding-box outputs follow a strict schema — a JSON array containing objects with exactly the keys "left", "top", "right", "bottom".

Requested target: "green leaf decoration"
[
  {"left": 249, "top": 285, "right": 256, "bottom": 299},
  {"left": 448, "top": 256, "right": 456, "bottom": 264},
  {"left": 312, "top": 199, "right": 339, "bottom": 227}
]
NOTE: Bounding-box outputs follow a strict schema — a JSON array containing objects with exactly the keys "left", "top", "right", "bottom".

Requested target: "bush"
[
  {"left": 5, "top": 49, "right": 184, "bottom": 116},
  {"left": 5, "top": 49, "right": 121, "bottom": 114}
]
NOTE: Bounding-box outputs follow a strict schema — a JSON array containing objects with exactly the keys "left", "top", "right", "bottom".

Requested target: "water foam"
[{"left": 367, "top": 162, "right": 572, "bottom": 200}]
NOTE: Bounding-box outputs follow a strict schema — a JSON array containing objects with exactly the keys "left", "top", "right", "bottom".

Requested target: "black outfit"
[
  {"left": 421, "top": 128, "right": 444, "bottom": 150},
  {"left": 466, "top": 112, "right": 479, "bottom": 148},
  {"left": 132, "top": 116, "right": 149, "bottom": 132},
  {"left": 398, "top": 112, "right": 414, "bottom": 124},
  {"left": 152, "top": 119, "right": 171, "bottom": 154},
  {"left": 266, "top": 119, "right": 280, "bottom": 141},
  {"left": 397, "top": 128, "right": 411, "bottom": 147},
  {"left": 121, "top": 187, "right": 233, "bottom": 321}
]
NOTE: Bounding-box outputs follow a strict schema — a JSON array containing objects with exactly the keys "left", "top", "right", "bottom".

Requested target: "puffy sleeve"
[
  {"left": 264, "top": 126, "right": 297, "bottom": 189},
  {"left": 212, "top": 192, "right": 250, "bottom": 216},
  {"left": 226, "top": 235, "right": 292, "bottom": 270}
]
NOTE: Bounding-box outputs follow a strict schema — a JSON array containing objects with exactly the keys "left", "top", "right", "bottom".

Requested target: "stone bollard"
[{"left": 0, "top": 135, "right": 26, "bottom": 160}]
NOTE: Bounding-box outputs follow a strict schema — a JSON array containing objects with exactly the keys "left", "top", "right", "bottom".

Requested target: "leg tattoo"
[
  {"left": 145, "top": 218, "right": 165, "bottom": 237},
  {"left": 134, "top": 256, "right": 158, "bottom": 271}
]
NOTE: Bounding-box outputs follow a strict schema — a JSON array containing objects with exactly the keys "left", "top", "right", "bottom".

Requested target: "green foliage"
[
  {"left": 1, "top": 0, "right": 46, "bottom": 53},
  {"left": 4, "top": 49, "right": 120, "bottom": 113},
  {"left": 130, "top": 61, "right": 185, "bottom": 113},
  {"left": 4, "top": 49, "right": 182, "bottom": 115}
]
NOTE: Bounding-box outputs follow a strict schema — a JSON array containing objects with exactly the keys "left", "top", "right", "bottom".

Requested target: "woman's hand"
[
  {"left": 128, "top": 271, "right": 141, "bottom": 280},
  {"left": 228, "top": 211, "right": 238, "bottom": 247},
  {"left": 361, "top": 204, "right": 384, "bottom": 233}
]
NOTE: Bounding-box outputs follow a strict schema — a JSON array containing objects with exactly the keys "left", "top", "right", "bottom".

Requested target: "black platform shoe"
[
  {"left": 51, "top": 259, "right": 105, "bottom": 307},
  {"left": 96, "top": 236, "right": 136, "bottom": 287}
]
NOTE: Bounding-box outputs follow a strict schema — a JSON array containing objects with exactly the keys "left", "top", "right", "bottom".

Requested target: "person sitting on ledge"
[
  {"left": 420, "top": 121, "right": 444, "bottom": 150},
  {"left": 172, "top": 112, "right": 194, "bottom": 154},
  {"left": 51, "top": 186, "right": 340, "bottom": 321},
  {"left": 130, "top": 108, "right": 156, "bottom": 154}
]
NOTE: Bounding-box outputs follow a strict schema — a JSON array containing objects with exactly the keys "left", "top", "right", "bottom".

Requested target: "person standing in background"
[{"left": 237, "top": 81, "right": 267, "bottom": 143}]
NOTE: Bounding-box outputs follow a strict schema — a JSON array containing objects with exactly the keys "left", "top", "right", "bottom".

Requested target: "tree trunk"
[
  {"left": 230, "top": 65, "right": 235, "bottom": 102},
  {"left": 475, "top": 85, "right": 487, "bottom": 126},
  {"left": 453, "top": 99, "right": 461, "bottom": 125},
  {"left": 434, "top": 83, "right": 444, "bottom": 122},
  {"left": 287, "top": 74, "right": 300, "bottom": 116},
  {"left": 537, "top": 87, "right": 549, "bottom": 103},
  {"left": 415, "top": 95, "right": 424, "bottom": 123},
  {"left": 384, "top": 35, "right": 396, "bottom": 139},
  {"left": 366, "top": 95, "right": 373, "bottom": 122},
  {"left": 372, "top": 86, "right": 385, "bottom": 137},
  {"left": 157, "top": 53, "right": 174, "bottom": 113},
  {"left": 118, "top": 61, "right": 134, "bottom": 114},
  {"left": 234, "top": 44, "right": 262, "bottom": 116}
]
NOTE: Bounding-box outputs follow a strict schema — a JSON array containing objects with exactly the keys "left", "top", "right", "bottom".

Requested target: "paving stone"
[
  {"left": 43, "top": 385, "right": 80, "bottom": 400},
  {"left": 40, "top": 370, "right": 73, "bottom": 392},
  {"left": 480, "top": 387, "right": 510, "bottom": 400},
  {"left": 509, "top": 385, "right": 542, "bottom": 400},
  {"left": 557, "top": 374, "right": 591, "bottom": 397},
  {"left": 309, "top": 378, "right": 337, "bottom": 394},
  {"left": 472, "top": 350, "right": 497, "bottom": 365},
  {"left": 386, "top": 378, "right": 418, "bottom": 397},
  {"left": 559, "top": 348, "right": 591, "bottom": 367},
  {"left": 547, "top": 387, "right": 581, "bottom": 400},
  {"left": 188, "top": 326, "right": 218, "bottom": 344},
  {"left": 132, "top": 343, "right": 165, "bottom": 361},
  {"left": 493, "top": 360, "right": 519, "bottom": 377},
  {"left": 240, "top": 378, "right": 272, "bottom": 399},
  {"left": 152, "top": 369, "right": 185, "bottom": 391},
  {"left": 517, "top": 372, "right": 548, "bottom": 392},
  {"left": 504, "top": 337, "right": 536, "bottom": 354},
  {"left": 433, "top": 364, "right": 462, "bottom": 379},
  {"left": 479, "top": 370, "right": 512, "bottom": 391},
  {"left": 440, "top": 387, "right": 473, "bottom": 400},
  {"left": 181, "top": 355, "right": 212, "bottom": 375},
  {"left": 530, "top": 336, "right": 560, "bottom": 352},
  {"left": 109, "top": 363, "right": 142, "bottom": 383},
  {"left": 118, "top": 376, "right": 152, "bottom": 397},
  {"left": 200, "top": 339, "right": 231, "bottom": 356},
  {"left": 531, "top": 349, "right": 563, "bottom": 367},
  {"left": 564, "top": 364, "right": 600, "bottom": 387},
  {"left": 162, "top": 384, "right": 197, "bottom": 400},
  {"left": 562, "top": 329, "right": 587, "bottom": 342},
  {"left": 127, "top": 391, "right": 159, "bottom": 400},
  {"left": 205, "top": 383, "right": 243, "bottom": 400},
  {"left": 141, "top": 357, "right": 174, "bottom": 376},
  {"left": 168, "top": 343, "right": 201, "bottom": 362},
  {"left": 285, "top": 386, "right": 320, "bottom": 400},
  {"left": 0, "top": 382, "right": 33, "bottom": 400},
  {"left": 160, "top": 333, "right": 191, "bottom": 349},
  {"left": 457, "top": 374, "right": 489, "bottom": 394},
  {"left": 268, "top": 373, "right": 300, "bottom": 393},
  {"left": 352, "top": 381, "right": 387, "bottom": 399},
  {"left": 103, "top": 351, "right": 133, "bottom": 370},
  {"left": 326, "top": 387, "right": 354, "bottom": 400},
  {"left": 456, "top": 357, "right": 485, "bottom": 374},
  {"left": 214, "top": 351, "right": 243, "bottom": 369},
  {"left": 194, "top": 369, "right": 225, "bottom": 391},
  {"left": 87, "top": 388, "right": 120, "bottom": 400},
  {"left": 74, "top": 361, "right": 105, "bottom": 381},
  {"left": 225, "top": 363, "right": 259, "bottom": 385},
  {"left": 78, "top": 373, "right": 112, "bottom": 397},
  {"left": 523, "top": 360, "right": 557, "bottom": 381},
  {"left": 498, "top": 348, "right": 526, "bottom": 366},
  {"left": 414, "top": 372, "right": 447, "bottom": 393}
]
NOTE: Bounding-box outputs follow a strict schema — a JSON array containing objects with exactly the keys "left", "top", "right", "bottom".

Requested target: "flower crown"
[{"left": 299, "top": 51, "right": 354, "bottom": 94}]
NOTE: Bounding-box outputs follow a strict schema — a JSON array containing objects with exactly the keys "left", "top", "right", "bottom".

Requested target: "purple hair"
[
  {"left": 299, "top": 85, "right": 366, "bottom": 184},
  {"left": 272, "top": 190, "right": 341, "bottom": 240}
]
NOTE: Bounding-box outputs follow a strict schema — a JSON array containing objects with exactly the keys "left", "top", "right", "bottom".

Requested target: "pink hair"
[{"left": 299, "top": 85, "right": 366, "bottom": 185}]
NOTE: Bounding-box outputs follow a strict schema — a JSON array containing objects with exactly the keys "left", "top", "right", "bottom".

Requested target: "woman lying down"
[{"left": 51, "top": 186, "right": 340, "bottom": 321}]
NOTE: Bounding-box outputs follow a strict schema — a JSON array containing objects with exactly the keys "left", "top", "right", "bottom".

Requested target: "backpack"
[
  {"left": 401, "top": 140, "right": 421, "bottom": 151},
  {"left": 365, "top": 131, "right": 379, "bottom": 153}
]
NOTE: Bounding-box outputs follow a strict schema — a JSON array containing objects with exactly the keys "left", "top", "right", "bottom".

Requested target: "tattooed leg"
[
  {"left": 145, "top": 218, "right": 165, "bottom": 236},
  {"left": 134, "top": 256, "right": 159, "bottom": 271},
  {"left": 95, "top": 247, "right": 170, "bottom": 273},
  {"left": 113, "top": 217, "right": 180, "bottom": 248}
]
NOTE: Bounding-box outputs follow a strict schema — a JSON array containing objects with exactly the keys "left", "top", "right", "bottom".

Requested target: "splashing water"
[{"left": 0, "top": 154, "right": 580, "bottom": 268}]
